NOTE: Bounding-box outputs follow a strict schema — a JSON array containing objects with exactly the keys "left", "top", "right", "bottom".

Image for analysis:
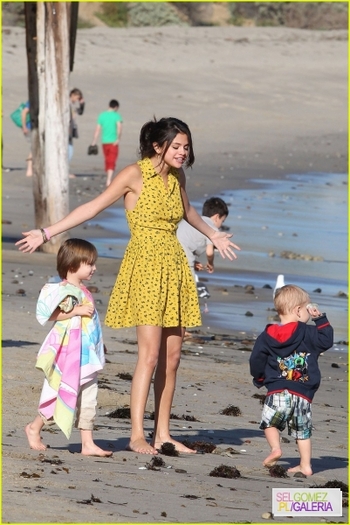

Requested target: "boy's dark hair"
[
  {"left": 70, "top": 88, "right": 83, "bottom": 99},
  {"left": 139, "top": 117, "right": 195, "bottom": 168},
  {"left": 109, "top": 99, "right": 119, "bottom": 109},
  {"left": 57, "top": 239, "right": 98, "bottom": 279},
  {"left": 202, "top": 197, "right": 229, "bottom": 218}
]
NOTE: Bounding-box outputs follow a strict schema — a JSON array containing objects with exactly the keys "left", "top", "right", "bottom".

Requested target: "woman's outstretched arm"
[{"left": 16, "top": 163, "right": 140, "bottom": 253}]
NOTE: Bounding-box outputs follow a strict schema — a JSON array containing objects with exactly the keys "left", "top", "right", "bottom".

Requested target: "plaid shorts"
[{"left": 260, "top": 390, "right": 312, "bottom": 440}]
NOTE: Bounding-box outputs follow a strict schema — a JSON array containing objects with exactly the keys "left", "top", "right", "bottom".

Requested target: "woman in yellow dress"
[{"left": 17, "top": 117, "right": 240, "bottom": 455}]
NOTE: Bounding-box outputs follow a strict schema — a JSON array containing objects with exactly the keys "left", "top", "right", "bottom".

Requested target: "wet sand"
[
  {"left": 2, "top": 250, "right": 348, "bottom": 523},
  {"left": 1, "top": 25, "right": 348, "bottom": 523}
]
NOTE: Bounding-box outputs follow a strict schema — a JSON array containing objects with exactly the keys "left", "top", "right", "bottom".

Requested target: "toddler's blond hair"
[{"left": 274, "top": 284, "right": 310, "bottom": 315}]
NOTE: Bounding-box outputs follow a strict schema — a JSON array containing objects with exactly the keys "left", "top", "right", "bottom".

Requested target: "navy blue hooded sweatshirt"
[{"left": 249, "top": 314, "right": 333, "bottom": 402}]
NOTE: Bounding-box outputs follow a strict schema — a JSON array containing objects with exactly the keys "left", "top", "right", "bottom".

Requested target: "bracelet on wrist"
[
  {"left": 40, "top": 228, "right": 48, "bottom": 243},
  {"left": 43, "top": 228, "right": 51, "bottom": 241}
]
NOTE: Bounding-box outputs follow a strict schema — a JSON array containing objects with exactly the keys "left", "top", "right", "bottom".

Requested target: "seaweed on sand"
[
  {"left": 220, "top": 405, "right": 242, "bottom": 416},
  {"left": 106, "top": 407, "right": 130, "bottom": 419},
  {"left": 209, "top": 464, "right": 241, "bottom": 478},
  {"left": 269, "top": 465, "right": 288, "bottom": 478},
  {"left": 182, "top": 440, "right": 216, "bottom": 453},
  {"left": 159, "top": 442, "right": 179, "bottom": 456},
  {"left": 146, "top": 456, "right": 166, "bottom": 470}
]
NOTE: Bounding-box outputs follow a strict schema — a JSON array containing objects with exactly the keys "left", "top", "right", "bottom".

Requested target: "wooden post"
[
  {"left": 25, "top": 2, "right": 78, "bottom": 253},
  {"left": 25, "top": 2, "right": 43, "bottom": 227},
  {"left": 69, "top": 2, "right": 79, "bottom": 72}
]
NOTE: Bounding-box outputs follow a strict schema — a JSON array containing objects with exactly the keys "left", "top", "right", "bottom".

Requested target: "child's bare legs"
[
  {"left": 68, "top": 143, "right": 75, "bottom": 178},
  {"left": 80, "top": 429, "right": 113, "bottom": 457},
  {"left": 288, "top": 438, "right": 313, "bottom": 476},
  {"left": 128, "top": 325, "right": 163, "bottom": 454},
  {"left": 106, "top": 169, "right": 114, "bottom": 187},
  {"left": 25, "top": 415, "right": 46, "bottom": 450},
  {"left": 152, "top": 327, "right": 196, "bottom": 454},
  {"left": 263, "top": 426, "right": 282, "bottom": 467},
  {"left": 26, "top": 152, "right": 32, "bottom": 177}
]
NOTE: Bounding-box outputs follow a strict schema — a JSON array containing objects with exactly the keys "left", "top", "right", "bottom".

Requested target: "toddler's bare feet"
[
  {"left": 288, "top": 465, "right": 313, "bottom": 476},
  {"left": 25, "top": 423, "right": 46, "bottom": 451},
  {"left": 127, "top": 438, "right": 158, "bottom": 454},
  {"left": 263, "top": 448, "right": 282, "bottom": 467},
  {"left": 81, "top": 444, "right": 113, "bottom": 457},
  {"left": 153, "top": 438, "right": 197, "bottom": 454}
]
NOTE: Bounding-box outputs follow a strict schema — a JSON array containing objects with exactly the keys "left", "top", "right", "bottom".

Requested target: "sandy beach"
[{"left": 1, "top": 25, "right": 348, "bottom": 523}]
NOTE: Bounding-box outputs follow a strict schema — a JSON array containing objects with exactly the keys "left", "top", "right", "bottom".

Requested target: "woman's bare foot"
[
  {"left": 69, "top": 173, "right": 76, "bottom": 179},
  {"left": 288, "top": 465, "right": 313, "bottom": 476},
  {"left": 263, "top": 448, "right": 282, "bottom": 467},
  {"left": 25, "top": 423, "right": 46, "bottom": 451},
  {"left": 127, "top": 438, "right": 158, "bottom": 455},
  {"left": 153, "top": 438, "right": 197, "bottom": 454},
  {"left": 81, "top": 444, "right": 113, "bottom": 457}
]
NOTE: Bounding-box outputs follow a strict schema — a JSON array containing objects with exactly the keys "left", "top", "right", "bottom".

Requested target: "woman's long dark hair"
[{"left": 139, "top": 117, "right": 195, "bottom": 168}]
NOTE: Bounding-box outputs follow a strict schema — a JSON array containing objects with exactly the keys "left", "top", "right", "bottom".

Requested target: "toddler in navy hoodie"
[{"left": 249, "top": 284, "right": 333, "bottom": 476}]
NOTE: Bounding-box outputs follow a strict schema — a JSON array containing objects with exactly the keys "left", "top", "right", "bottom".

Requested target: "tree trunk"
[{"left": 26, "top": 2, "right": 75, "bottom": 254}]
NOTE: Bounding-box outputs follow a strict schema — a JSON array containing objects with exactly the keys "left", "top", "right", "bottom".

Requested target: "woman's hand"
[
  {"left": 15, "top": 230, "right": 44, "bottom": 253},
  {"left": 210, "top": 231, "right": 241, "bottom": 260}
]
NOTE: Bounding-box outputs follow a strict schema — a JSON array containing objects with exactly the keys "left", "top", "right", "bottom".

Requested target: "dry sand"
[{"left": 1, "top": 25, "right": 348, "bottom": 523}]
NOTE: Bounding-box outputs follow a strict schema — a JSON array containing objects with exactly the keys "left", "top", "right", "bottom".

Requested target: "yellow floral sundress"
[{"left": 105, "top": 158, "right": 201, "bottom": 328}]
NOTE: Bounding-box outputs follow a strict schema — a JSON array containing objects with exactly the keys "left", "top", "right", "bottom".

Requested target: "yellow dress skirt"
[{"left": 104, "top": 158, "right": 201, "bottom": 329}]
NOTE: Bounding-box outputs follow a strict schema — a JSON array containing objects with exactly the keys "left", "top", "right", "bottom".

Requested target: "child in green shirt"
[{"left": 91, "top": 99, "right": 123, "bottom": 187}]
